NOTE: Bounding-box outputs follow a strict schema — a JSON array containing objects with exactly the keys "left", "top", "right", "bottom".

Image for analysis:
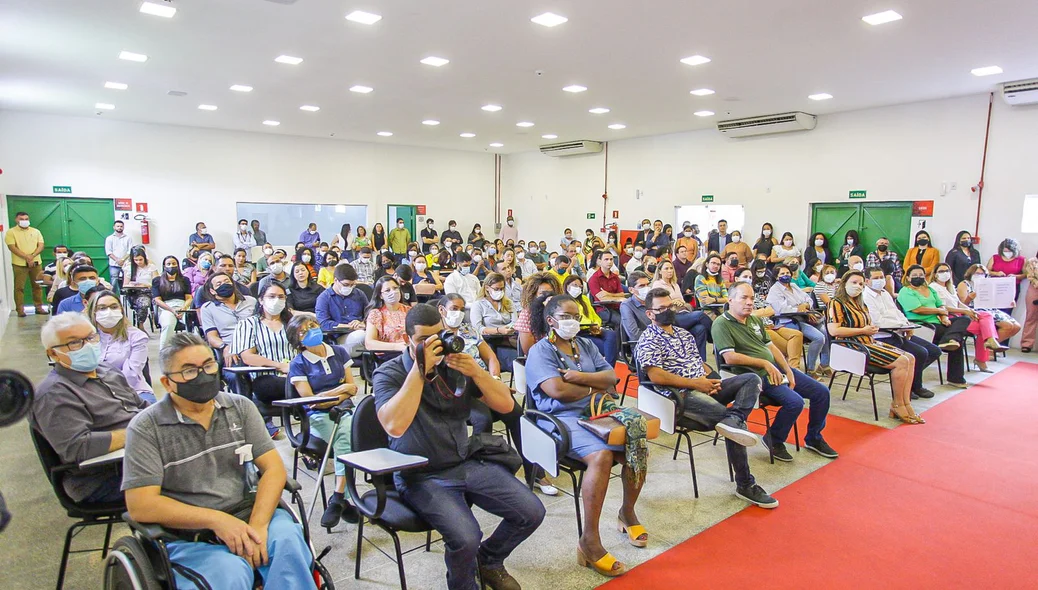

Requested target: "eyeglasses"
[
  {"left": 165, "top": 359, "right": 220, "bottom": 382},
  {"left": 650, "top": 304, "right": 683, "bottom": 313},
  {"left": 50, "top": 332, "right": 100, "bottom": 352}
]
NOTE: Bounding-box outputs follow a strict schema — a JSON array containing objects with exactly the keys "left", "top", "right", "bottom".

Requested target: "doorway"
[
  {"left": 810, "top": 202, "right": 914, "bottom": 257},
  {"left": 386, "top": 205, "right": 417, "bottom": 244},
  {"left": 6, "top": 196, "right": 115, "bottom": 302}
]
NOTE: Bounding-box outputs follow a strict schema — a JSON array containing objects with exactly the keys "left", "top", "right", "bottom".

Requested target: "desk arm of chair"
[
  {"left": 341, "top": 449, "right": 429, "bottom": 521},
  {"left": 124, "top": 514, "right": 177, "bottom": 543},
  {"left": 831, "top": 339, "right": 872, "bottom": 360},
  {"left": 522, "top": 409, "right": 571, "bottom": 461}
]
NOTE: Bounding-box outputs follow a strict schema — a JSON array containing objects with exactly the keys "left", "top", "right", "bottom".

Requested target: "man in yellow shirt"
[{"left": 5, "top": 211, "right": 47, "bottom": 317}]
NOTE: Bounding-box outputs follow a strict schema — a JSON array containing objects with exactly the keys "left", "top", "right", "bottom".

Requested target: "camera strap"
[{"left": 415, "top": 340, "right": 465, "bottom": 399}]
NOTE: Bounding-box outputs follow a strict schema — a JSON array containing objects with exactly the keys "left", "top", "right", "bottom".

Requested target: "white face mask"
[
  {"left": 398, "top": 223, "right": 405, "bottom": 229},
  {"left": 240, "top": 224, "right": 248, "bottom": 231},
  {"left": 732, "top": 235, "right": 741, "bottom": 243},
  {"left": 489, "top": 288, "right": 504, "bottom": 301},
  {"left": 634, "top": 285, "right": 650, "bottom": 300},
  {"left": 309, "top": 229, "right": 317, "bottom": 235},
  {"left": 334, "top": 283, "right": 353, "bottom": 296},
  {"left": 383, "top": 289, "right": 401, "bottom": 304},
  {"left": 408, "top": 251, "right": 418, "bottom": 258},
  {"left": 851, "top": 262, "right": 864, "bottom": 271},
  {"left": 683, "top": 231, "right": 692, "bottom": 237},
  {"left": 567, "top": 285, "right": 584, "bottom": 298},
  {"left": 430, "top": 249, "right": 439, "bottom": 256},
  {"left": 18, "top": 220, "right": 30, "bottom": 228},
  {"left": 847, "top": 238, "right": 855, "bottom": 245},
  {"left": 763, "top": 230, "right": 772, "bottom": 237},
  {"left": 633, "top": 251, "right": 644, "bottom": 259},
  {"left": 936, "top": 271, "right": 952, "bottom": 283},
  {"left": 815, "top": 239, "right": 824, "bottom": 247},
  {"left": 870, "top": 278, "right": 886, "bottom": 291},
  {"left": 507, "top": 220, "right": 514, "bottom": 226},
  {"left": 517, "top": 252, "right": 525, "bottom": 260},
  {"left": 264, "top": 248, "right": 273, "bottom": 256},
  {"left": 487, "top": 247, "right": 497, "bottom": 256},
  {"left": 415, "top": 262, "right": 427, "bottom": 272},
  {"left": 199, "top": 228, "right": 208, "bottom": 235},
  {"left": 1003, "top": 250, "right": 1014, "bottom": 258},
  {"left": 473, "top": 255, "right": 483, "bottom": 263},
  {"left": 445, "top": 309, "right": 465, "bottom": 328},
  {"left": 845, "top": 283, "right": 863, "bottom": 297},
  {"left": 553, "top": 318, "right": 581, "bottom": 340},
  {"left": 262, "top": 298, "right": 286, "bottom": 315},
  {"left": 302, "top": 255, "right": 312, "bottom": 263},
  {"left": 95, "top": 308, "right": 123, "bottom": 329},
  {"left": 783, "top": 240, "right": 793, "bottom": 247},
  {"left": 269, "top": 263, "right": 284, "bottom": 275},
  {"left": 823, "top": 273, "right": 836, "bottom": 283}
]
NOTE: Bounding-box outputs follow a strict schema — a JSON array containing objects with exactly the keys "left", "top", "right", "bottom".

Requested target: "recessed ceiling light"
[
  {"left": 971, "top": 65, "right": 1004, "bottom": 77},
  {"left": 262, "top": 120, "right": 280, "bottom": 126},
  {"left": 139, "top": 2, "right": 176, "bottom": 18},
  {"left": 694, "top": 110, "right": 715, "bottom": 117},
  {"left": 516, "top": 121, "right": 535, "bottom": 128},
  {"left": 422, "top": 119, "right": 440, "bottom": 126},
  {"left": 95, "top": 103, "right": 115, "bottom": 110},
  {"left": 680, "top": 55, "right": 711, "bottom": 66},
  {"left": 608, "top": 123, "right": 626, "bottom": 130},
  {"left": 489, "top": 142, "right": 504, "bottom": 148},
  {"left": 345, "top": 10, "right": 382, "bottom": 25},
  {"left": 563, "top": 85, "right": 587, "bottom": 93},
  {"left": 531, "top": 12, "right": 568, "bottom": 27},
  {"left": 689, "top": 88, "right": 715, "bottom": 96},
  {"left": 377, "top": 131, "right": 394, "bottom": 137},
  {"left": 420, "top": 56, "right": 450, "bottom": 67},
  {"left": 197, "top": 104, "right": 218, "bottom": 111},
  {"left": 459, "top": 133, "right": 476, "bottom": 138},
  {"left": 481, "top": 104, "right": 503, "bottom": 112},
  {"left": 274, "top": 55, "right": 303, "bottom": 65},
  {"left": 104, "top": 81, "right": 128, "bottom": 90},
  {"left": 230, "top": 85, "right": 253, "bottom": 92},
  {"left": 119, "top": 51, "right": 148, "bottom": 62},
  {"left": 349, "top": 85, "right": 373, "bottom": 94},
  {"left": 300, "top": 105, "right": 320, "bottom": 112},
  {"left": 862, "top": 10, "right": 902, "bottom": 25},
  {"left": 589, "top": 107, "right": 610, "bottom": 114},
  {"left": 542, "top": 134, "right": 558, "bottom": 139},
  {"left": 808, "top": 93, "right": 834, "bottom": 101}
]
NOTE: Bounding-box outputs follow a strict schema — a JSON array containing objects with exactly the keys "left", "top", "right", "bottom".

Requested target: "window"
[
  {"left": 674, "top": 205, "right": 746, "bottom": 235},
  {"left": 1022, "top": 195, "right": 1038, "bottom": 233}
]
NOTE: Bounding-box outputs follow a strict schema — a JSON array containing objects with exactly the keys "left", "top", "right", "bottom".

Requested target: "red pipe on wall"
[
  {"left": 601, "top": 142, "right": 609, "bottom": 231},
  {"left": 974, "top": 92, "right": 994, "bottom": 238}
]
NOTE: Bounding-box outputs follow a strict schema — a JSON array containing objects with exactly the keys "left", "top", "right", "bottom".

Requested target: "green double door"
[
  {"left": 6, "top": 196, "right": 115, "bottom": 301},
  {"left": 810, "top": 202, "right": 913, "bottom": 257}
]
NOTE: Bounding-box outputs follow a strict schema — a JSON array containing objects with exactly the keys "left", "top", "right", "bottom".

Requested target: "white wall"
[
  {"left": 502, "top": 94, "right": 1038, "bottom": 260},
  {"left": 0, "top": 111, "right": 497, "bottom": 267}
]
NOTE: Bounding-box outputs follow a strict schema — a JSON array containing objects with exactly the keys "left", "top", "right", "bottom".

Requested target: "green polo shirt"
[
  {"left": 896, "top": 286, "right": 942, "bottom": 325},
  {"left": 710, "top": 311, "right": 776, "bottom": 378}
]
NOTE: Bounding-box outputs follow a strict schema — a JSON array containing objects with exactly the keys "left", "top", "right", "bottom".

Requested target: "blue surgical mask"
[
  {"left": 302, "top": 327, "right": 324, "bottom": 347},
  {"left": 77, "top": 279, "right": 97, "bottom": 296},
  {"left": 778, "top": 275, "right": 792, "bottom": 284},
  {"left": 199, "top": 260, "right": 212, "bottom": 270},
  {"left": 67, "top": 341, "right": 102, "bottom": 372},
  {"left": 460, "top": 267, "right": 472, "bottom": 275}
]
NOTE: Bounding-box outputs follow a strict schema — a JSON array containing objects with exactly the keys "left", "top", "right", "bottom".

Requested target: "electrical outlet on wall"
[{"left": 950, "top": 182, "right": 958, "bottom": 191}]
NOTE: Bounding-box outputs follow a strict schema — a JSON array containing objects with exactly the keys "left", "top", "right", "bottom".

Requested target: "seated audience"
[
  {"left": 770, "top": 232, "right": 802, "bottom": 266},
  {"left": 623, "top": 270, "right": 711, "bottom": 359},
  {"left": 314, "top": 264, "right": 369, "bottom": 356},
  {"left": 957, "top": 264, "right": 1022, "bottom": 344},
  {"left": 694, "top": 254, "right": 729, "bottom": 318},
  {"left": 866, "top": 236, "right": 903, "bottom": 286},
  {"left": 897, "top": 264, "right": 971, "bottom": 388},
  {"left": 564, "top": 274, "right": 619, "bottom": 366},
  {"left": 373, "top": 251, "right": 397, "bottom": 283},
  {"left": 548, "top": 254, "right": 572, "bottom": 284},
  {"left": 587, "top": 250, "right": 626, "bottom": 326},
  {"left": 412, "top": 252, "right": 444, "bottom": 295},
  {"left": 373, "top": 304, "right": 544, "bottom": 590},
  {"left": 285, "top": 314, "right": 361, "bottom": 529},
  {"left": 826, "top": 272, "right": 921, "bottom": 424},
  {"left": 713, "top": 281, "right": 838, "bottom": 462},
  {"left": 720, "top": 252, "right": 741, "bottom": 285},
  {"left": 497, "top": 261, "right": 522, "bottom": 304},
  {"left": 812, "top": 264, "right": 839, "bottom": 312},
  {"left": 295, "top": 246, "right": 317, "bottom": 279},
  {"left": 742, "top": 266, "right": 804, "bottom": 371},
  {"left": 153, "top": 256, "right": 193, "bottom": 348},
  {"left": 122, "top": 333, "right": 311, "bottom": 589},
  {"left": 624, "top": 244, "right": 646, "bottom": 276},
  {"left": 470, "top": 272, "right": 520, "bottom": 369},
  {"left": 232, "top": 248, "right": 257, "bottom": 287},
  {"left": 232, "top": 282, "right": 294, "bottom": 432},
  {"left": 515, "top": 272, "right": 562, "bottom": 354},
  {"left": 672, "top": 244, "right": 694, "bottom": 283},
  {"left": 352, "top": 247, "right": 377, "bottom": 284},
  {"left": 200, "top": 273, "right": 259, "bottom": 367},
  {"left": 184, "top": 251, "right": 213, "bottom": 292},
  {"left": 32, "top": 312, "right": 149, "bottom": 503},
  {"left": 257, "top": 253, "right": 292, "bottom": 294},
  {"left": 721, "top": 230, "right": 752, "bottom": 267},
  {"left": 788, "top": 260, "right": 816, "bottom": 292},
  {"left": 286, "top": 263, "right": 324, "bottom": 314},
  {"left": 394, "top": 265, "right": 419, "bottom": 306},
  {"left": 444, "top": 252, "right": 482, "bottom": 306},
  {"left": 515, "top": 245, "right": 537, "bottom": 276},
  {"left": 766, "top": 264, "right": 830, "bottom": 378},
  {"left": 55, "top": 264, "right": 101, "bottom": 314},
  {"left": 123, "top": 246, "right": 159, "bottom": 330},
  {"left": 930, "top": 263, "right": 1006, "bottom": 372},
  {"left": 363, "top": 276, "right": 412, "bottom": 356},
  {"left": 636, "top": 287, "right": 777, "bottom": 508},
  {"left": 87, "top": 291, "right": 156, "bottom": 404},
  {"left": 526, "top": 294, "right": 645, "bottom": 578}
]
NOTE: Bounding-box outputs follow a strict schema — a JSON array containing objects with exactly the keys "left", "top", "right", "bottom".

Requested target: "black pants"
[
  {"left": 885, "top": 334, "right": 941, "bottom": 392},
  {"left": 251, "top": 375, "right": 288, "bottom": 404},
  {"left": 933, "top": 317, "right": 971, "bottom": 383},
  {"left": 469, "top": 401, "right": 547, "bottom": 482}
]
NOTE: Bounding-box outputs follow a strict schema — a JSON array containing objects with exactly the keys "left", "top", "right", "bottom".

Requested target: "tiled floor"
[{"left": 0, "top": 311, "right": 1023, "bottom": 589}]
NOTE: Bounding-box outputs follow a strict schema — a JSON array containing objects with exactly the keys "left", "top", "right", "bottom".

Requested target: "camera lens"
[{"left": 439, "top": 330, "right": 466, "bottom": 354}]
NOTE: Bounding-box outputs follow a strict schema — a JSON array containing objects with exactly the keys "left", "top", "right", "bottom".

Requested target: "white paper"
[{"left": 972, "top": 276, "right": 1016, "bottom": 309}]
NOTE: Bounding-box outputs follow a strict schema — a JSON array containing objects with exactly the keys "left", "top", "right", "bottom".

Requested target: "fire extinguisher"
[{"left": 134, "top": 214, "right": 150, "bottom": 245}]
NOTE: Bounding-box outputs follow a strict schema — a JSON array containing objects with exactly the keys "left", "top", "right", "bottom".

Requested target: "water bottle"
[{"left": 234, "top": 444, "right": 260, "bottom": 503}]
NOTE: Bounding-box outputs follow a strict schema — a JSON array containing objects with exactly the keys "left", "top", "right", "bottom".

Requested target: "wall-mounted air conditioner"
[
  {"left": 717, "top": 112, "right": 817, "bottom": 138},
  {"left": 1002, "top": 78, "right": 1038, "bottom": 106},
  {"left": 539, "top": 140, "right": 604, "bottom": 157}
]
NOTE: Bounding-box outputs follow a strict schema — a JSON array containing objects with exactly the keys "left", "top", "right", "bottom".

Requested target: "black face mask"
[
  {"left": 728, "top": 259, "right": 738, "bottom": 267},
  {"left": 960, "top": 240, "right": 972, "bottom": 248},
  {"left": 654, "top": 309, "right": 676, "bottom": 326},
  {"left": 789, "top": 264, "right": 799, "bottom": 272},
  {"left": 916, "top": 239, "right": 929, "bottom": 247},
  {"left": 382, "top": 261, "right": 394, "bottom": 270},
  {"left": 165, "top": 265, "right": 178, "bottom": 275},
  {"left": 214, "top": 283, "right": 235, "bottom": 298},
  {"left": 646, "top": 264, "right": 658, "bottom": 274},
  {"left": 877, "top": 245, "right": 888, "bottom": 252},
  {"left": 909, "top": 277, "right": 926, "bottom": 287},
  {"left": 173, "top": 370, "right": 221, "bottom": 403}
]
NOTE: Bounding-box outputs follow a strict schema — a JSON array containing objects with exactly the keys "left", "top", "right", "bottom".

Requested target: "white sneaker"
[{"left": 536, "top": 480, "right": 559, "bottom": 496}]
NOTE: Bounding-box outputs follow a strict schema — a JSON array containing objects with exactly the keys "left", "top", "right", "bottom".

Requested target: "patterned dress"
[{"left": 827, "top": 298, "right": 903, "bottom": 369}]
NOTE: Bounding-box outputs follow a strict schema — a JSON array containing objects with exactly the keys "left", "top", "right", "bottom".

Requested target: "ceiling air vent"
[
  {"left": 1002, "top": 78, "right": 1038, "bottom": 106},
  {"left": 539, "top": 140, "right": 604, "bottom": 157},
  {"left": 716, "top": 111, "right": 817, "bottom": 138}
]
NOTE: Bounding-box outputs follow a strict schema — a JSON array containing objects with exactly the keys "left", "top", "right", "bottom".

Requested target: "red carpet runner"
[{"left": 603, "top": 362, "right": 1038, "bottom": 590}]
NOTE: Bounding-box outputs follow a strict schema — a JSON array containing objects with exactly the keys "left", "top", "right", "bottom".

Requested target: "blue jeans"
[
  {"left": 585, "top": 328, "right": 619, "bottom": 366},
  {"left": 396, "top": 460, "right": 545, "bottom": 590},
  {"left": 676, "top": 311, "right": 711, "bottom": 361},
  {"left": 760, "top": 368, "right": 831, "bottom": 444},
  {"left": 166, "top": 508, "right": 312, "bottom": 590},
  {"left": 797, "top": 321, "right": 830, "bottom": 370}
]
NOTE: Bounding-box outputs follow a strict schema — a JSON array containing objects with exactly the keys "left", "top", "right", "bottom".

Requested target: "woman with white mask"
[
  {"left": 231, "top": 282, "right": 294, "bottom": 434},
  {"left": 87, "top": 291, "right": 156, "bottom": 404},
  {"left": 470, "top": 272, "right": 519, "bottom": 369}
]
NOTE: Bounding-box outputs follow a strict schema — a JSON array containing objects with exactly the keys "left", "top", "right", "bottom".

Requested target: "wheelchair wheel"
[{"left": 103, "top": 536, "right": 163, "bottom": 590}]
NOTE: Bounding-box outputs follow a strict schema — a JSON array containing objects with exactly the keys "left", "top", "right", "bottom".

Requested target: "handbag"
[
  {"left": 577, "top": 391, "right": 660, "bottom": 446},
  {"left": 466, "top": 433, "right": 523, "bottom": 475}
]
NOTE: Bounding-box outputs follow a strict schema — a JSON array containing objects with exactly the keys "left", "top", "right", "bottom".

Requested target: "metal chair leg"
[
  {"left": 426, "top": 530, "right": 432, "bottom": 551},
  {"left": 680, "top": 432, "right": 699, "bottom": 498},
  {"left": 390, "top": 530, "right": 408, "bottom": 590},
  {"left": 101, "top": 521, "right": 113, "bottom": 558},
  {"left": 354, "top": 518, "right": 364, "bottom": 580},
  {"left": 57, "top": 522, "right": 79, "bottom": 590},
  {"left": 569, "top": 470, "right": 584, "bottom": 538},
  {"left": 855, "top": 374, "right": 865, "bottom": 392},
  {"left": 869, "top": 374, "right": 879, "bottom": 421},
  {"left": 763, "top": 408, "right": 774, "bottom": 464},
  {"left": 843, "top": 372, "right": 853, "bottom": 400},
  {"left": 937, "top": 356, "right": 944, "bottom": 385}
]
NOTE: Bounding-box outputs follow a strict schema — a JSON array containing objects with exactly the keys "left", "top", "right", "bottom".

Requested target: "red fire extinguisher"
[{"left": 135, "top": 214, "right": 150, "bottom": 245}]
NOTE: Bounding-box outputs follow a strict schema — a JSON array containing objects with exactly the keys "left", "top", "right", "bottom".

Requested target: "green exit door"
[
  {"left": 7, "top": 196, "right": 115, "bottom": 303},
  {"left": 811, "top": 202, "right": 913, "bottom": 258}
]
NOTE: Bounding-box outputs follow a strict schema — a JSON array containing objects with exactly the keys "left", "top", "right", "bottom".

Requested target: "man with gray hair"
[{"left": 31, "top": 312, "right": 149, "bottom": 503}]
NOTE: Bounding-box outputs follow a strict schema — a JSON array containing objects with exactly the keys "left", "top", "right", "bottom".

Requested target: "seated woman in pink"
[{"left": 929, "top": 262, "right": 1005, "bottom": 372}]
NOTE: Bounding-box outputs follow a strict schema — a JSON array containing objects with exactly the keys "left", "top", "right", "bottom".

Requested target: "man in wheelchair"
[{"left": 121, "top": 333, "right": 313, "bottom": 589}]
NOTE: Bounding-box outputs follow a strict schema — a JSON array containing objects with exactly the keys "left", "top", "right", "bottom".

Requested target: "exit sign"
[
  {"left": 702, "top": 195, "right": 714, "bottom": 203},
  {"left": 586, "top": 212, "right": 596, "bottom": 220},
  {"left": 53, "top": 186, "right": 72, "bottom": 194},
  {"left": 849, "top": 190, "right": 867, "bottom": 199}
]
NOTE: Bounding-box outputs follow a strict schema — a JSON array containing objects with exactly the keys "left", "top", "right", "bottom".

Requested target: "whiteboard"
[{"left": 235, "top": 202, "right": 368, "bottom": 248}]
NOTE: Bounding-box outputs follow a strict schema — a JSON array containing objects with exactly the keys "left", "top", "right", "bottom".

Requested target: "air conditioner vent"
[{"left": 716, "top": 112, "right": 817, "bottom": 138}]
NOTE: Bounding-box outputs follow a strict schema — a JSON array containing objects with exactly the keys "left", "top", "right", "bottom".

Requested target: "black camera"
[
  {"left": 0, "top": 370, "right": 34, "bottom": 534},
  {"left": 439, "top": 330, "right": 466, "bottom": 354}
]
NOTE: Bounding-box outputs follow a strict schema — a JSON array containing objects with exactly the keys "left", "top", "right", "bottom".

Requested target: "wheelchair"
[{"left": 102, "top": 478, "right": 334, "bottom": 589}]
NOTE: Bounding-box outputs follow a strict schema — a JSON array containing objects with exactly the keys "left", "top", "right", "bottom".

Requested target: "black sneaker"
[
  {"left": 736, "top": 484, "right": 779, "bottom": 509},
  {"left": 479, "top": 565, "right": 521, "bottom": 590},
  {"left": 715, "top": 416, "right": 759, "bottom": 448},
  {"left": 804, "top": 437, "right": 839, "bottom": 459},
  {"left": 915, "top": 388, "right": 935, "bottom": 399},
  {"left": 341, "top": 500, "right": 360, "bottom": 524},
  {"left": 762, "top": 432, "right": 793, "bottom": 462},
  {"left": 910, "top": 391, "right": 919, "bottom": 400},
  {"left": 321, "top": 494, "right": 346, "bottom": 529}
]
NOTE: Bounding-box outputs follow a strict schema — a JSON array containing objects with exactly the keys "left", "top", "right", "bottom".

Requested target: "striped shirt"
[
  {"left": 232, "top": 316, "right": 293, "bottom": 363},
  {"left": 826, "top": 298, "right": 877, "bottom": 345}
]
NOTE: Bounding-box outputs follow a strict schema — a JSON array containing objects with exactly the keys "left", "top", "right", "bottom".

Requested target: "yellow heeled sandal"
[
  {"left": 617, "top": 517, "right": 648, "bottom": 547},
  {"left": 577, "top": 547, "right": 627, "bottom": 577}
]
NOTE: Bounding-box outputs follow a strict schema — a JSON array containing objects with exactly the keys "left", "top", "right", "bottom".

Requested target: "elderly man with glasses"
[{"left": 31, "top": 312, "right": 150, "bottom": 504}]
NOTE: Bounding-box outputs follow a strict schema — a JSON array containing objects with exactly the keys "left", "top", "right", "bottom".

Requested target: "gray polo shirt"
[
  {"left": 200, "top": 296, "right": 258, "bottom": 344},
  {"left": 122, "top": 392, "right": 274, "bottom": 513},
  {"left": 30, "top": 365, "right": 148, "bottom": 502}
]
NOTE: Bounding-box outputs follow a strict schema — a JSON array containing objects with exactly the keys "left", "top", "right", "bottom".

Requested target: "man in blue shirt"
[
  {"left": 299, "top": 223, "right": 321, "bottom": 248},
  {"left": 188, "top": 222, "right": 215, "bottom": 252},
  {"left": 56, "top": 265, "right": 100, "bottom": 314},
  {"left": 314, "top": 264, "right": 368, "bottom": 357}
]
